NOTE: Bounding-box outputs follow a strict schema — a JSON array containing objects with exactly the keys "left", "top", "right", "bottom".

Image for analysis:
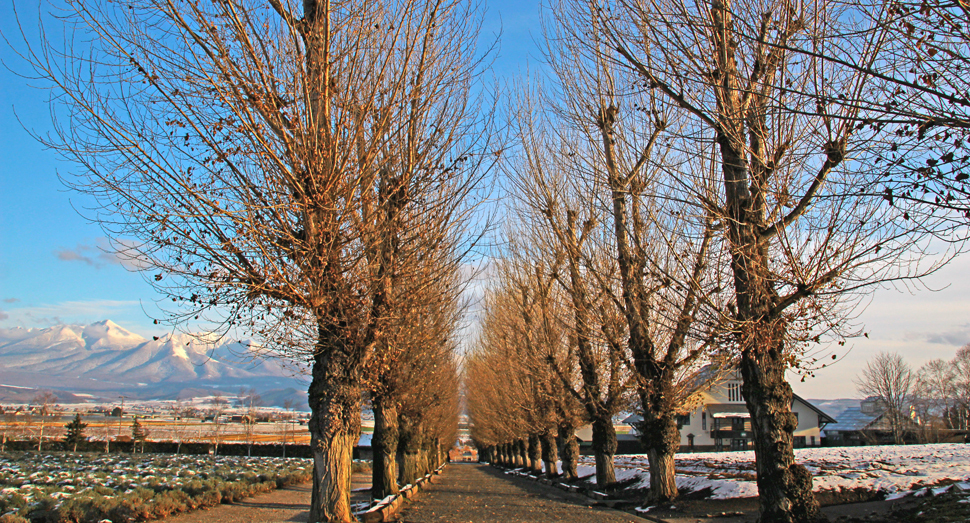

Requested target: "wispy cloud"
[
  {"left": 2, "top": 298, "right": 18, "bottom": 304},
  {"left": 920, "top": 323, "right": 970, "bottom": 347},
  {"left": 54, "top": 238, "right": 147, "bottom": 270},
  {"left": 0, "top": 310, "right": 8, "bottom": 321}
]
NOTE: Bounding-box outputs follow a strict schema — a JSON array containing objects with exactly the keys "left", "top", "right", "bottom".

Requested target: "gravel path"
[{"left": 396, "top": 464, "right": 652, "bottom": 523}]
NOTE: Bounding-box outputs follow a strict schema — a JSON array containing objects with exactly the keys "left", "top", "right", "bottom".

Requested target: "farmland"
[{"left": 0, "top": 453, "right": 313, "bottom": 522}]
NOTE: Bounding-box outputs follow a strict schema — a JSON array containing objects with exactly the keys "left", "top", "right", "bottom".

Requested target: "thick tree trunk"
[
  {"left": 740, "top": 331, "right": 822, "bottom": 523},
  {"left": 400, "top": 449, "right": 420, "bottom": 485},
  {"left": 528, "top": 433, "right": 542, "bottom": 474},
  {"left": 516, "top": 438, "right": 527, "bottom": 468},
  {"left": 558, "top": 423, "right": 579, "bottom": 480},
  {"left": 638, "top": 406, "right": 680, "bottom": 502},
  {"left": 307, "top": 324, "right": 362, "bottom": 523},
  {"left": 591, "top": 416, "right": 617, "bottom": 486},
  {"left": 371, "top": 397, "right": 400, "bottom": 499},
  {"left": 540, "top": 429, "right": 559, "bottom": 478}
]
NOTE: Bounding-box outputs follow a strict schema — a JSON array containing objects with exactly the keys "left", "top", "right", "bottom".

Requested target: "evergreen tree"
[
  {"left": 64, "top": 413, "right": 88, "bottom": 452},
  {"left": 130, "top": 416, "right": 149, "bottom": 453}
]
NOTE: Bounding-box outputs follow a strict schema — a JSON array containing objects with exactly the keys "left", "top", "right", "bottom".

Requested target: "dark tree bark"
[
  {"left": 307, "top": 323, "right": 362, "bottom": 523},
  {"left": 591, "top": 416, "right": 617, "bottom": 486},
  {"left": 637, "top": 405, "right": 680, "bottom": 501},
  {"left": 528, "top": 433, "right": 543, "bottom": 474},
  {"left": 558, "top": 423, "right": 580, "bottom": 480},
  {"left": 371, "top": 397, "right": 400, "bottom": 499},
  {"left": 540, "top": 429, "right": 559, "bottom": 478}
]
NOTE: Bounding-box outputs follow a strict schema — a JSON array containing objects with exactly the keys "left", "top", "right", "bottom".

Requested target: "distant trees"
[
  {"left": 466, "top": 255, "right": 587, "bottom": 481},
  {"left": 855, "top": 347, "right": 970, "bottom": 442}
]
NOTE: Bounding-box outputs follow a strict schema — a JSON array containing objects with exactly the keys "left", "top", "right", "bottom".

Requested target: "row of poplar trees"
[
  {"left": 15, "top": 0, "right": 482, "bottom": 521},
  {"left": 468, "top": 0, "right": 970, "bottom": 523},
  {"left": 15, "top": 0, "right": 970, "bottom": 520}
]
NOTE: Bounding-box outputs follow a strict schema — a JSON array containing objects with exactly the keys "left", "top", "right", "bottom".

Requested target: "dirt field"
[{"left": 0, "top": 413, "right": 318, "bottom": 447}]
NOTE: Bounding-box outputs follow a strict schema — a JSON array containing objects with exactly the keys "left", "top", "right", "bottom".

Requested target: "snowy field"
[
  {"left": 575, "top": 443, "right": 970, "bottom": 499},
  {"left": 0, "top": 453, "right": 310, "bottom": 521}
]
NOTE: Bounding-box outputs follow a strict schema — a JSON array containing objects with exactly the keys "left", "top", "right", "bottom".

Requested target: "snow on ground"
[{"left": 575, "top": 443, "right": 970, "bottom": 499}]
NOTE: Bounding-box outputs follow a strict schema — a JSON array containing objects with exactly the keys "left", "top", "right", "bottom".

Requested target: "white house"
[{"left": 626, "top": 372, "right": 837, "bottom": 452}]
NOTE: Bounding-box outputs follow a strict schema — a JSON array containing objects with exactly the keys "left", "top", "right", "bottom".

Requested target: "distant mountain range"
[{"left": 0, "top": 320, "right": 308, "bottom": 405}]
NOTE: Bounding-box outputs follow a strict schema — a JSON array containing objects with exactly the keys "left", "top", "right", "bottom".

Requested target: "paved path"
[{"left": 396, "top": 464, "right": 651, "bottom": 523}]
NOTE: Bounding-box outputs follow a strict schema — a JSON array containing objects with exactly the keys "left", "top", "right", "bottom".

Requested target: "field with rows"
[{"left": 0, "top": 453, "right": 313, "bottom": 522}]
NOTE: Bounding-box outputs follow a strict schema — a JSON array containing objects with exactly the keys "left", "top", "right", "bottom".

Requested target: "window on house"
[
  {"left": 732, "top": 417, "right": 746, "bottom": 431},
  {"left": 677, "top": 414, "right": 691, "bottom": 429},
  {"left": 702, "top": 411, "right": 707, "bottom": 430},
  {"left": 727, "top": 382, "right": 743, "bottom": 402}
]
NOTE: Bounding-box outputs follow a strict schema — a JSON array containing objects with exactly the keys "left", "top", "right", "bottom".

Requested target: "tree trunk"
[
  {"left": 400, "top": 450, "right": 420, "bottom": 485},
  {"left": 371, "top": 398, "right": 400, "bottom": 499},
  {"left": 591, "top": 416, "right": 616, "bottom": 486},
  {"left": 307, "top": 324, "right": 362, "bottom": 523},
  {"left": 528, "top": 433, "right": 542, "bottom": 474},
  {"left": 638, "top": 405, "right": 680, "bottom": 501},
  {"left": 739, "top": 319, "right": 822, "bottom": 523},
  {"left": 540, "top": 429, "right": 559, "bottom": 478},
  {"left": 517, "top": 438, "right": 528, "bottom": 468},
  {"left": 398, "top": 421, "right": 422, "bottom": 485},
  {"left": 558, "top": 423, "right": 579, "bottom": 480}
]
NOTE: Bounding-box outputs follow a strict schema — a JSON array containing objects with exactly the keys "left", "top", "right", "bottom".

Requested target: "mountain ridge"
[{"left": 0, "top": 320, "right": 307, "bottom": 399}]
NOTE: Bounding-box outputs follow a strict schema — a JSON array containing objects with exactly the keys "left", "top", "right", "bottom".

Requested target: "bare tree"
[
  {"left": 33, "top": 391, "right": 59, "bottom": 452},
  {"left": 240, "top": 387, "right": 263, "bottom": 456},
  {"left": 13, "top": 0, "right": 492, "bottom": 519},
  {"left": 914, "top": 359, "right": 958, "bottom": 432},
  {"left": 953, "top": 345, "right": 970, "bottom": 429},
  {"left": 169, "top": 400, "right": 191, "bottom": 454},
  {"left": 280, "top": 398, "right": 296, "bottom": 458},
  {"left": 207, "top": 393, "right": 229, "bottom": 456},
  {"left": 540, "top": 0, "right": 969, "bottom": 519},
  {"left": 856, "top": 351, "right": 914, "bottom": 444},
  {"left": 508, "top": 11, "right": 740, "bottom": 500}
]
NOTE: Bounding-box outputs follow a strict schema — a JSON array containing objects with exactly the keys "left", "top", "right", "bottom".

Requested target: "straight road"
[{"left": 396, "top": 464, "right": 652, "bottom": 523}]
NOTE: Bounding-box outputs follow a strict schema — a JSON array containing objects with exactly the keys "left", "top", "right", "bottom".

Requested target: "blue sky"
[{"left": 1, "top": 0, "right": 969, "bottom": 399}]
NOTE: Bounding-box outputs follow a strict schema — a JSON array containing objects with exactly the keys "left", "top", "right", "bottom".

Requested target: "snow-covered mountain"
[{"left": 0, "top": 321, "right": 305, "bottom": 396}]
